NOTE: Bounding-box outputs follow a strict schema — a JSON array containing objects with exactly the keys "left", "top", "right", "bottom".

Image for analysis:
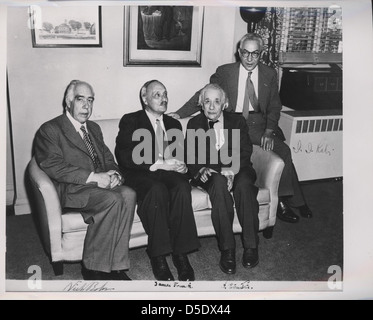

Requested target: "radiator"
[{"left": 278, "top": 109, "right": 343, "bottom": 181}]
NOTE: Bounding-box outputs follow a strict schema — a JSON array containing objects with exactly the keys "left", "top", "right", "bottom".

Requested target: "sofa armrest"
[
  {"left": 28, "top": 157, "right": 63, "bottom": 262},
  {"left": 251, "top": 145, "right": 285, "bottom": 224}
]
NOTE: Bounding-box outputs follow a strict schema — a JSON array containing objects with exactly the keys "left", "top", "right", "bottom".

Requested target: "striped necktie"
[{"left": 80, "top": 125, "right": 101, "bottom": 169}]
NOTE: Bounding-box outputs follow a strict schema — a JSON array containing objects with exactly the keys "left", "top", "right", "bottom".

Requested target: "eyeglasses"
[
  {"left": 74, "top": 96, "right": 95, "bottom": 106},
  {"left": 239, "top": 49, "right": 261, "bottom": 60}
]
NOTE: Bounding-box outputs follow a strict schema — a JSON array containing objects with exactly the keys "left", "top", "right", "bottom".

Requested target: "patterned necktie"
[
  {"left": 243, "top": 71, "right": 259, "bottom": 120},
  {"left": 80, "top": 125, "right": 100, "bottom": 169},
  {"left": 155, "top": 119, "right": 167, "bottom": 159}
]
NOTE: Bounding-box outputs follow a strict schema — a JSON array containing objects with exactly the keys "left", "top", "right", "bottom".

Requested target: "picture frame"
[
  {"left": 30, "top": 6, "right": 102, "bottom": 48},
  {"left": 124, "top": 6, "right": 204, "bottom": 66}
]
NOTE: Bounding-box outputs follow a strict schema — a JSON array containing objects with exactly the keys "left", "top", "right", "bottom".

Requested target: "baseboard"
[
  {"left": 6, "top": 184, "right": 15, "bottom": 206},
  {"left": 14, "top": 198, "right": 31, "bottom": 215}
]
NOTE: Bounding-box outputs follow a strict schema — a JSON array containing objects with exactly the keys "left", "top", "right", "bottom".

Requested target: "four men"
[{"left": 34, "top": 33, "right": 313, "bottom": 281}]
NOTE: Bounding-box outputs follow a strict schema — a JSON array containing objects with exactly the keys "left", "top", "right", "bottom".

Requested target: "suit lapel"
[
  {"left": 60, "top": 114, "right": 91, "bottom": 158},
  {"left": 258, "top": 63, "right": 271, "bottom": 113},
  {"left": 139, "top": 110, "right": 157, "bottom": 162}
]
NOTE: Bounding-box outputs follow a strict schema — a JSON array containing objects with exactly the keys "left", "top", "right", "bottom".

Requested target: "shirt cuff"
[{"left": 86, "top": 172, "right": 95, "bottom": 184}]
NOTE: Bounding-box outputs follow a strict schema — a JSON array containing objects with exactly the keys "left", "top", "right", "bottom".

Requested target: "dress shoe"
[
  {"left": 277, "top": 201, "right": 299, "bottom": 223},
  {"left": 242, "top": 248, "right": 259, "bottom": 269},
  {"left": 172, "top": 254, "right": 195, "bottom": 281},
  {"left": 219, "top": 249, "right": 236, "bottom": 275},
  {"left": 298, "top": 204, "right": 313, "bottom": 218},
  {"left": 110, "top": 270, "right": 132, "bottom": 281},
  {"left": 81, "top": 267, "right": 112, "bottom": 281},
  {"left": 151, "top": 256, "right": 175, "bottom": 281}
]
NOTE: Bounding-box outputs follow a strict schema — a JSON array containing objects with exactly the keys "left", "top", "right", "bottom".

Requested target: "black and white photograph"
[
  {"left": 125, "top": 5, "right": 204, "bottom": 66},
  {"left": 1, "top": 0, "right": 373, "bottom": 301},
  {"left": 30, "top": 6, "right": 102, "bottom": 47}
]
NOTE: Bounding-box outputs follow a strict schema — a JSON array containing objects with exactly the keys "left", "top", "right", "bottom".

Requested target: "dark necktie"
[
  {"left": 155, "top": 119, "right": 168, "bottom": 159},
  {"left": 80, "top": 125, "right": 101, "bottom": 170},
  {"left": 243, "top": 71, "right": 259, "bottom": 119}
]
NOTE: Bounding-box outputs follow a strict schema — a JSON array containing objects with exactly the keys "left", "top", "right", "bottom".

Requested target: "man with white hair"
[{"left": 185, "top": 83, "right": 259, "bottom": 274}]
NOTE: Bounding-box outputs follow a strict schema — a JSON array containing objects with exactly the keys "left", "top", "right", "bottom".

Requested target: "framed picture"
[
  {"left": 30, "top": 6, "right": 102, "bottom": 48},
  {"left": 124, "top": 6, "right": 204, "bottom": 66}
]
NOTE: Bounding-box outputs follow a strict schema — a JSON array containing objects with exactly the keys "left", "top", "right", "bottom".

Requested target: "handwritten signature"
[
  {"left": 293, "top": 140, "right": 333, "bottom": 156},
  {"left": 63, "top": 281, "right": 115, "bottom": 292},
  {"left": 223, "top": 281, "right": 253, "bottom": 290},
  {"left": 154, "top": 281, "right": 194, "bottom": 289}
]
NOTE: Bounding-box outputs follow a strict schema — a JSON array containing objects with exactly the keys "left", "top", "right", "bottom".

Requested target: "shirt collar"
[
  {"left": 66, "top": 111, "right": 87, "bottom": 132},
  {"left": 145, "top": 109, "right": 164, "bottom": 125},
  {"left": 240, "top": 63, "right": 258, "bottom": 76}
]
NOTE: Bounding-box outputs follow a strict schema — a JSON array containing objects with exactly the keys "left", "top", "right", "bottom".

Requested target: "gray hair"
[
  {"left": 139, "top": 79, "right": 165, "bottom": 109},
  {"left": 198, "top": 83, "right": 229, "bottom": 108},
  {"left": 64, "top": 80, "right": 94, "bottom": 109},
  {"left": 239, "top": 33, "right": 264, "bottom": 51}
]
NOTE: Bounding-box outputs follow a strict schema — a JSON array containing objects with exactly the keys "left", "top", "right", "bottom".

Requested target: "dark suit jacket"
[
  {"left": 185, "top": 111, "right": 254, "bottom": 178},
  {"left": 34, "top": 114, "right": 119, "bottom": 209},
  {"left": 177, "top": 62, "right": 283, "bottom": 135},
  {"left": 115, "top": 110, "right": 184, "bottom": 178}
]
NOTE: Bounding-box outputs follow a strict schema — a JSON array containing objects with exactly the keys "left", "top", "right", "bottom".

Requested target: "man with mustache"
[
  {"left": 169, "top": 33, "right": 313, "bottom": 224},
  {"left": 115, "top": 80, "right": 200, "bottom": 282},
  {"left": 186, "top": 83, "right": 260, "bottom": 274}
]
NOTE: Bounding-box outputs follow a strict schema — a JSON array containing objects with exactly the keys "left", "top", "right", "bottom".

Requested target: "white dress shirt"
[
  {"left": 209, "top": 112, "right": 225, "bottom": 151},
  {"left": 235, "top": 64, "right": 259, "bottom": 113}
]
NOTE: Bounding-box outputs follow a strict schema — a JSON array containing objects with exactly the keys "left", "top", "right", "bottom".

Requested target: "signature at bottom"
[
  {"left": 223, "top": 281, "right": 253, "bottom": 290},
  {"left": 63, "top": 281, "right": 115, "bottom": 292}
]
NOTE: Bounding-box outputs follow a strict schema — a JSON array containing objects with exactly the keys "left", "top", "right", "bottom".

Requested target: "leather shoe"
[
  {"left": 172, "top": 254, "right": 195, "bottom": 281},
  {"left": 151, "top": 256, "right": 175, "bottom": 281},
  {"left": 298, "top": 204, "right": 313, "bottom": 218},
  {"left": 220, "top": 249, "right": 236, "bottom": 275},
  {"left": 277, "top": 201, "right": 299, "bottom": 223},
  {"left": 81, "top": 267, "right": 112, "bottom": 281},
  {"left": 242, "top": 248, "right": 259, "bottom": 269},
  {"left": 110, "top": 270, "right": 132, "bottom": 281}
]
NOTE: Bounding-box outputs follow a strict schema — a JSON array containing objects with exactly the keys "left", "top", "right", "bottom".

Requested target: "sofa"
[{"left": 27, "top": 117, "right": 284, "bottom": 275}]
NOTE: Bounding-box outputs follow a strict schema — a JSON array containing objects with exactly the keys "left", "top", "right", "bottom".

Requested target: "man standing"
[
  {"left": 115, "top": 80, "right": 200, "bottom": 281},
  {"left": 186, "top": 84, "right": 259, "bottom": 274},
  {"left": 34, "top": 80, "right": 136, "bottom": 281},
  {"left": 170, "top": 33, "right": 312, "bottom": 224}
]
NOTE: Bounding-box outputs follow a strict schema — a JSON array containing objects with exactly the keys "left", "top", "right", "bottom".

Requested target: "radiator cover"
[{"left": 278, "top": 109, "right": 343, "bottom": 181}]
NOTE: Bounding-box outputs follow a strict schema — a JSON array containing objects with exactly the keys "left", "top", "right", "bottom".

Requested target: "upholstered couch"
[{"left": 28, "top": 117, "right": 284, "bottom": 275}]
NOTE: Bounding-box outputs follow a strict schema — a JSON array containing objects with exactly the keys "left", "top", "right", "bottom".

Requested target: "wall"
[{"left": 7, "top": 5, "right": 241, "bottom": 215}]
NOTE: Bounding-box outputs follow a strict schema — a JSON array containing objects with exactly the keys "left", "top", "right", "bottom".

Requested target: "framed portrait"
[
  {"left": 30, "top": 6, "right": 102, "bottom": 48},
  {"left": 124, "top": 6, "right": 204, "bottom": 66}
]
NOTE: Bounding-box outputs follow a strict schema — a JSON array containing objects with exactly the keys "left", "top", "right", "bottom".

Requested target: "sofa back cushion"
[{"left": 95, "top": 117, "right": 191, "bottom": 156}]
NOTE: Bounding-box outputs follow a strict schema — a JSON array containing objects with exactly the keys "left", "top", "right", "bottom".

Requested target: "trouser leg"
[
  {"left": 232, "top": 169, "right": 259, "bottom": 249},
  {"left": 79, "top": 186, "right": 136, "bottom": 273}
]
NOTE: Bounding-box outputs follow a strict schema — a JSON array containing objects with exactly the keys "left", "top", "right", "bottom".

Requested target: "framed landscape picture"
[
  {"left": 30, "top": 6, "right": 102, "bottom": 48},
  {"left": 124, "top": 6, "right": 204, "bottom": 66}
]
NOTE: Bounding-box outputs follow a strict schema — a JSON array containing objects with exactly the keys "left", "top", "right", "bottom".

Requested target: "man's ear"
[
  {"left": 141, "top": 87, "right": 148, "bottom": 106},
  {"left": 222, "top": 102, "right": 229, "bottom": 110}
]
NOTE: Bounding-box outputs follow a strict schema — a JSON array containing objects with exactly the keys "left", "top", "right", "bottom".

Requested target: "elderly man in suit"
[
  {"left": 185, "top": 83, "right": 259, "bottom": 274},
  {"left": 34, "top": 80, "right": 136, "bottom": 281},
  {"left": 169, "top": 33, "right": 312, "bottom": 224},
  {"left": 115, "top": 80, "right": 200, "bottom": 282}
]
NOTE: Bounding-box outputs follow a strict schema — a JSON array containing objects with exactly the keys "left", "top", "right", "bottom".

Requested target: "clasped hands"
[
  {"left": 90, "top": 170, "right": 123, "bottom": 189},
  {"left": 150, "top": 158, "right": 188, "bottom": 174},
  {"left": 197, "top": 167, "right": 235, "bottom": 192}
]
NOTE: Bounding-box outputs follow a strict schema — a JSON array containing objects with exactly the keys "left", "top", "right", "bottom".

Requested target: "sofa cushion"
[{"left": 62, "top": 186, "right": 270, "bottom": 233}]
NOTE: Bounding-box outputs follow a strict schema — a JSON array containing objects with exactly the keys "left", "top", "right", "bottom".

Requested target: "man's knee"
[
  {"left": 209, "top": 174, "right": 229, "bottom": 191},
  {"left": 119, "top": 186, "right": 137, "bottom": 202}
]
